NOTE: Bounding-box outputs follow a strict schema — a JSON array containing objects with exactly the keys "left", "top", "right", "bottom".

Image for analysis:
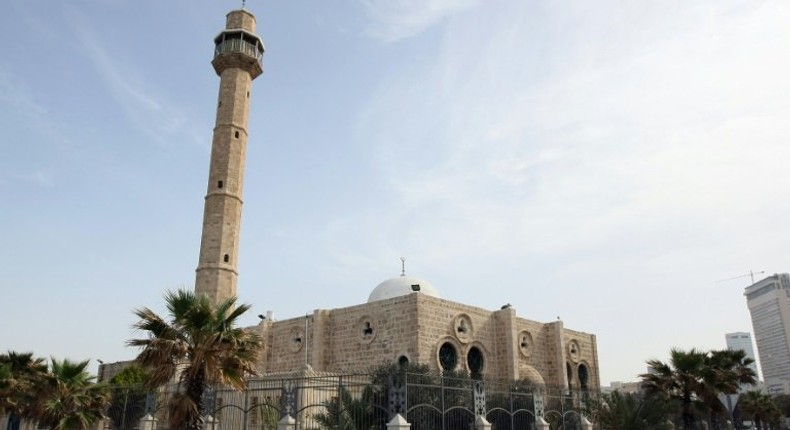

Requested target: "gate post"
[
  {"left": 473, "top": 380, "right": 487, "bottom": 418},
  {"left": 276, "top": 415, "right": 296, "bottom": 430},
  {"left": 388, "top": 373, "right": 407, "bottom": 419},
  {"left": 533, "top": 387, "right": 545, "bottom": 419},
  {"left": 203, "top": 415, "right": 218, "bottom": 430},
  {"left": 475, "top": 416, "right": 492, "bottom": 430},
  {"left": 280, "top": 380, "right": 299, "bottom": 420},
  {"left": 581, "top": 416, "right": 593, "bottom": 430},
  {"left": 138, "top": 414, "right": 157, "bottom": 430},
  {"left": 387, "top": 414, "right": 411, "bottom": 430}
]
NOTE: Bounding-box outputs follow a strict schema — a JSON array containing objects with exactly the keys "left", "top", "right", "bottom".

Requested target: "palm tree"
[
  {"left": 702, "top": 349, "right": 758, "bottom": 426},
  {"left": 738, "top": 391, "right": 781, "bottom": 430},
  {"left": 0, "top": 351, "right": 48, "bottom": 429},
  {"left": 37, "top": 358, "right": 111, "bottom": 430},
  {"left": 641, "top": 348, "right": 757, "bottom": 430},
  {"left": 313, "top": 386, "right": 378, "bottom": 430},
  {"left": 585, "top": 391, "right": 675, "bottom": 430},
  {"left": 642, "top": 348, "right": 708, "bottom": 430},
  {"left": 128, "top": 290, "right": 263, "bottom": 430}
]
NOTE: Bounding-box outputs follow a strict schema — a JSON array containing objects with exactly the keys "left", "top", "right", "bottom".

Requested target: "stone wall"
[{"left": 253, "top": 292, "right": 599, "bottom": 388}]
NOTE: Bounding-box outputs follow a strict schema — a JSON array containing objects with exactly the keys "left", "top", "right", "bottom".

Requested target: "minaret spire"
[{"left": 195, "top": 9, "right": 265, "bottom": 304}]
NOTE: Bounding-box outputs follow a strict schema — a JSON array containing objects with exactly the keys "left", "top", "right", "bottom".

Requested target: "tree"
[
  {"left": 738, "top": 391, "right": 781, "bottom": 430},
  {"left": 701, "top": 349, "right": 758, "bottom": 426},
  {"left": 585, "top": 391, "right": 675, "bottom": 430},
  {"left": 641, "top": 348, "right": 757, "bottom": 430},
  {"left": 107, "top": 364, "right": 151, "bottom": 430},
  {"left": 109, "top": 365, "right": 150, "bottom": 386},
  {"left": 128, "top": 290, "right": 263, "bottom": 430},
  {"left": 37, "top": 358, "right": 111, "bottom": 430},
  {"left": 772, "top": 394, "right": 790, "bottom": 420},
  {"left": 0, "top": 351, "right": 48, "bottom": 429},
  {"left": 313, "top": 386, "right": 378, "bottom": 430}
]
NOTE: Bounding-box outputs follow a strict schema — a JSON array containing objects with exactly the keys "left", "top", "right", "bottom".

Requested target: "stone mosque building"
[
  {"left": 192, "top": 7, "right": 601, "bottom": 391},
  {"left": 252, "top": 274, "right": 599, "bottom": 390},
  {"left": 102, "top": 7, "right": 600, "bottom": 392}
]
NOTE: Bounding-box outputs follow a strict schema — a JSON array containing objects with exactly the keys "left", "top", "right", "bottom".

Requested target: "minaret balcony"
[{"left": 214, "top": 39, "right": 263, "bottom": 64}]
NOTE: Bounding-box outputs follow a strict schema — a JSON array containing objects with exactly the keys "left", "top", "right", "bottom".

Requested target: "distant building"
[
  {"left": 745, "top": 274, "right": 790, "bottom": 395},
  {"left": 725, "top": 332, "right": 760, "bottom": 380},
  {"left": 96, "top": 360, "right": 131, "bottom": 383},
  {"left": 601, "top": 381, "right": 642, "bottom": 394}
]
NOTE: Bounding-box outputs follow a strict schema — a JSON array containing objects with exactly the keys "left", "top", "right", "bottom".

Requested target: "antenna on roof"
[{"left": 400, "top": 257, "right": 406, "bottom": 276}]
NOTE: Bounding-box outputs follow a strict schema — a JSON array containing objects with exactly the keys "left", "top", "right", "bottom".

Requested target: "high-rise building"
[
  {"left": 194, "top": 8, "right": 265, "bottom": 304},
  {"left": 745, "top": 273, "right": 790, "bottom": 395},
  {"left": 725, "top": 332, "right": 760, "bottom": 380}
]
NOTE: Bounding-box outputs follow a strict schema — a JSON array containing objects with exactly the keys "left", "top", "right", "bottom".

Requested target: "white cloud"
[
  {"left": 0, "top": 67, "right": 51, "bottom": 128},
  {"left": 361, "top": 0, "right": 478, "bottom": 42},
  {"left": 65, "top": 8, "right": 199, "bottom": 148},
  {"left": 343, "top": 0, "right": 790, "bottom": 382}
]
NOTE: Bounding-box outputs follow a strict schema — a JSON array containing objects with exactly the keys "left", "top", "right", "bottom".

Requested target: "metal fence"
[{"left": 105, "top": 373, "right": 592, "bottom": 430}]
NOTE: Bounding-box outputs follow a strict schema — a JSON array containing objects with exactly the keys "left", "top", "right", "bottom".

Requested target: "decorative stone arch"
[
  {"left": 436, "top": 337, "right": 462, "bottom": 372},
  {"left": 518, "top": 330, "right": 534, "bottom": 358},
  {"left": 464, "top": 341, "right": 488, "bottom": 378},
  {"left": 577, "top": 361, "right": 591, "bottom": 391},
  {"left": 518, "top": 364, "right": 545, "bottom": 386},
  {"left": 288, "top": 326, "right": 304, "bottom": 353},
  {"left": 566, "top": 339, "right": 581, "bottom": 363},
  {"left": 395, "top": 352, "right": 411, "bottom": 367},
  {"left": 357, "top": 315, "right": 377, "bottom": 344},
  {"left": 451, "top": 313, "right": 474, "bottom": 344}
]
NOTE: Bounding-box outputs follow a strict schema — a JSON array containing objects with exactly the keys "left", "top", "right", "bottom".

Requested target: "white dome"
[{"left": 368, "top": 275, "right": 440, "bottom": 303}]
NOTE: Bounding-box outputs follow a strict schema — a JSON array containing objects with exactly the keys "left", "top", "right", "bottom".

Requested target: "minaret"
[{"left": 195, "top": 9, "right": 264, "bottom": 304}]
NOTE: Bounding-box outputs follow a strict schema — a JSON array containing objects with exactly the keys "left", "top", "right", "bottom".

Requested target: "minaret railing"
[{"left": 214, "top": 39, "right": 262, "bottom": 63}]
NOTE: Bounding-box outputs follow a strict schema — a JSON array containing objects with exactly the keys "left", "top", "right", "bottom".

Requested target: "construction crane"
[{"left": 717, "top": 270, "right": 766, "bottom": 285}]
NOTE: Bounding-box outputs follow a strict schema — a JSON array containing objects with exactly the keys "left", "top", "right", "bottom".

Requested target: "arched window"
[
  {"left": 439, "top": 342, "right": 457, "bottom": 371},
  {"left": 578, "top": 364, "right": 589, "bottom": 391},
  {"left": 467, "top": 346, "right": 484, "bottom": 379}
]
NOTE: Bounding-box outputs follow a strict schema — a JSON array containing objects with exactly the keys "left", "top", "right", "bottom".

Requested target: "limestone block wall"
[
  {"left": 226, "top": 9, "right": 256, "bottom": 31},
  {"left": 258, "top": 316, "right": 311, "bottom": 373},
  {"left": 561, "top": 328, "right": 600, "bottom": 390},
  {"left": 253, "top": 292, "right": 600, "bottom": 389},
  {"left": 413, "top": 295, "right": 511, "bottom": 380},
  {"left": 514, "top": 318, "right": 552, "bottom": 383},
  {"left": 324, "top": 295, "right": 419, "bottom": 372}
]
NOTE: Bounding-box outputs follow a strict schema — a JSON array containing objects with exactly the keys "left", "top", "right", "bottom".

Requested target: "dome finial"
[{"left": 400, "top": 256, "right": 406, "bottom": 277}]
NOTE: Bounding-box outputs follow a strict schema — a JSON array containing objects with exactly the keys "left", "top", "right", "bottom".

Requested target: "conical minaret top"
[{"left": 195, "top": 9, "right": 265, "bottom": 304}]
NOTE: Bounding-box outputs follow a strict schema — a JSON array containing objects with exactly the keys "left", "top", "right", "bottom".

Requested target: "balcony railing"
[{"left": 214, "top": 39, "right": 262, "bottom": 64}]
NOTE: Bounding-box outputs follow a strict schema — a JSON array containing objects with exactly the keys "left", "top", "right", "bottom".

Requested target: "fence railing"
[
  {"left": 214, "top": 39, "right": 262, "bottom": 63},
  {"left": 105, "top": 373, "right": 593, "bottom": 430}
]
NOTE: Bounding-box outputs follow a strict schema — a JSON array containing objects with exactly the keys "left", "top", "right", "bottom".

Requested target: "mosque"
[
  {"left": 95, "top": 7, "right": 600, "bottom": 394},
  {"left": 189, "top": 6, "right": 601, "bottom": 391}
]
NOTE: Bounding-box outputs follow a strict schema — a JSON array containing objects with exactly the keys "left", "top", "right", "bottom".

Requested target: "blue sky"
[{"left": 1, "top": 0, "right": 789, "bottom": 385}]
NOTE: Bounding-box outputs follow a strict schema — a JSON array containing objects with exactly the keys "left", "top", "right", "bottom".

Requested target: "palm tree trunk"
[
  {"left": 186, "top": 368, "right": 206, "bottom": 430},
  {"left": 683, "top": 393, "right": 695, "bottom": 430}
]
